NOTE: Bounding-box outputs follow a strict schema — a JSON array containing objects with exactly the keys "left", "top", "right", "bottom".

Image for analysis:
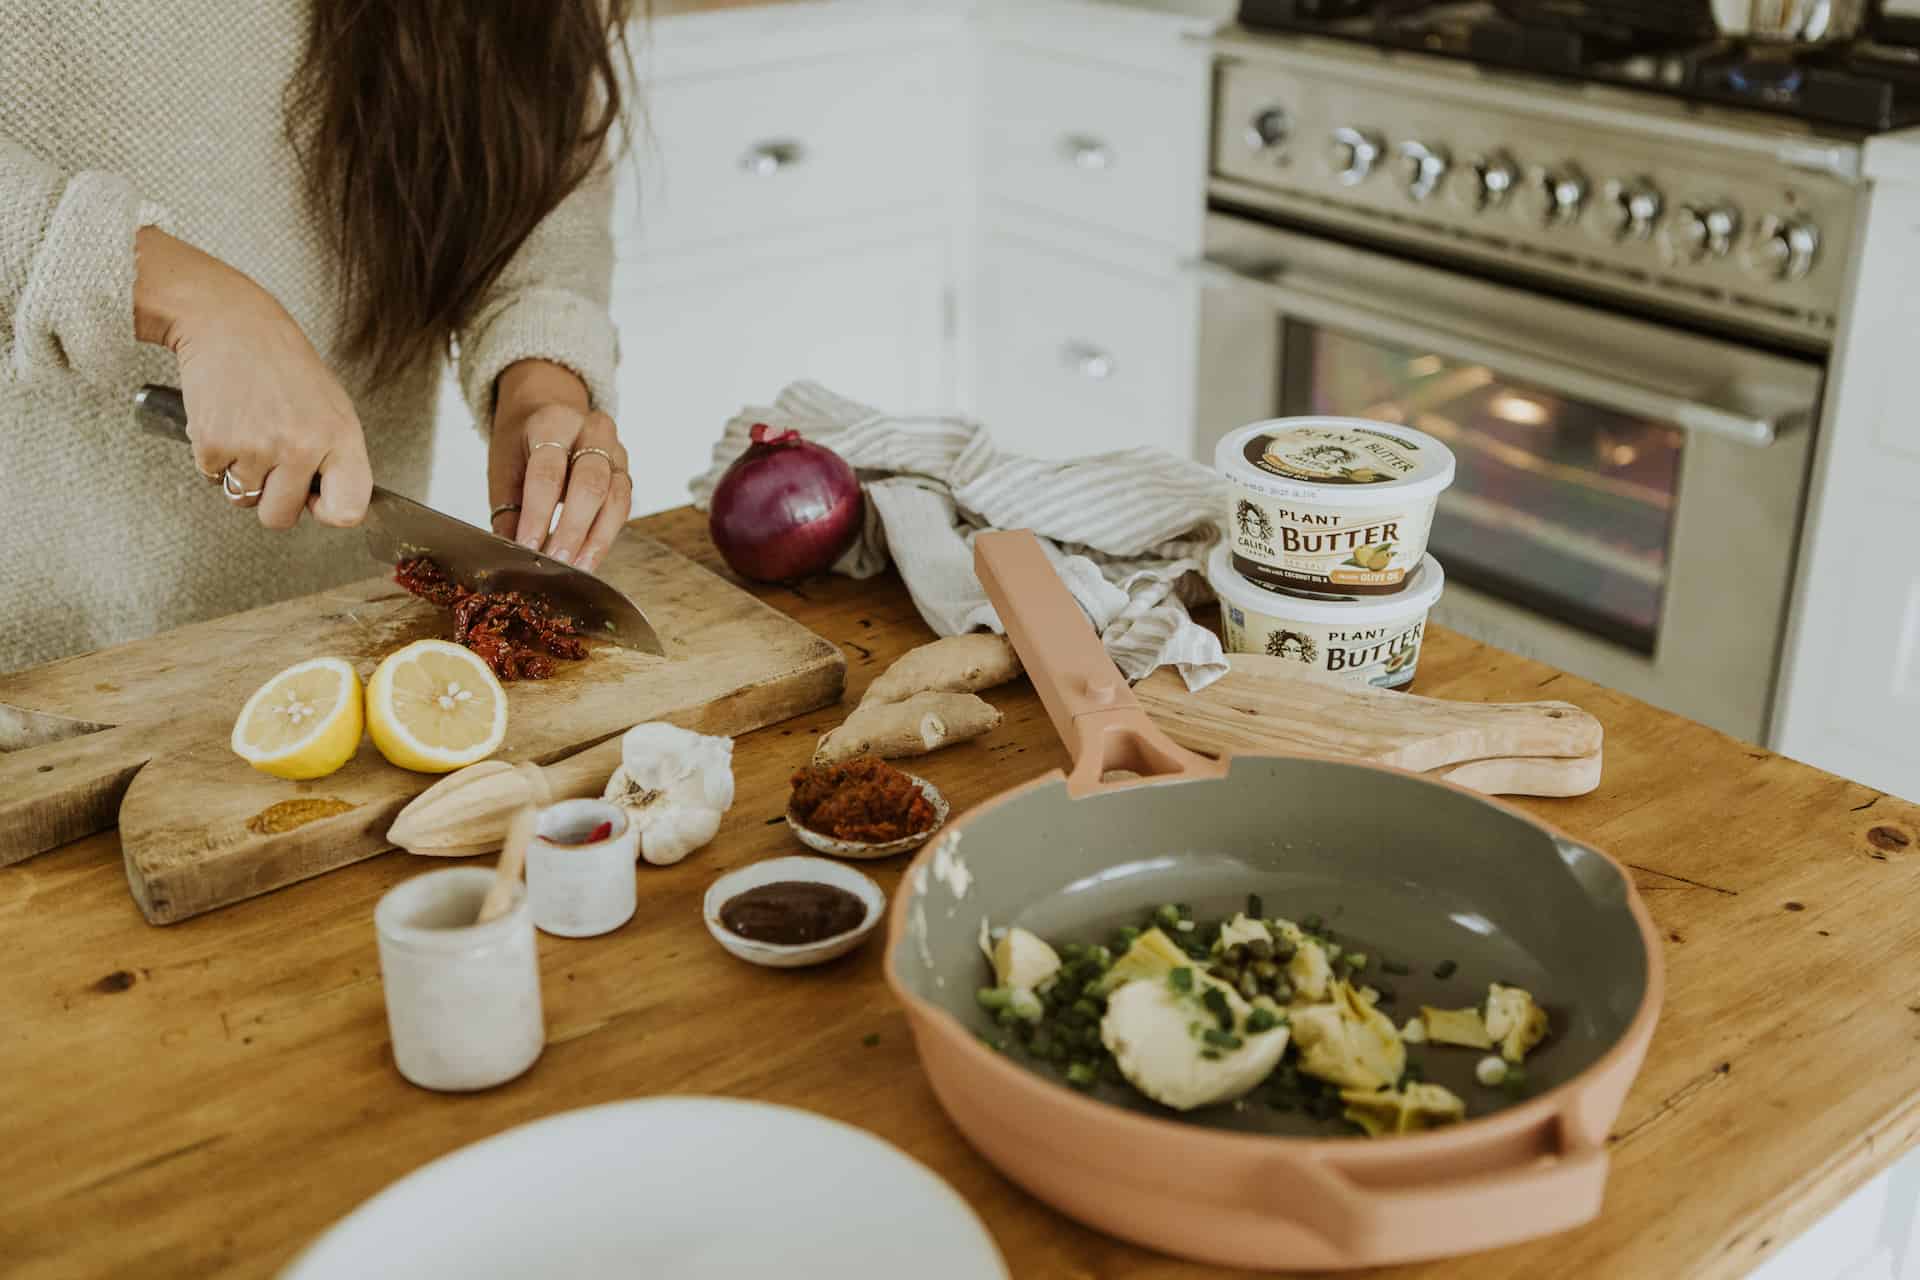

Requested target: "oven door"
[{"left": 1195, "top": 212, "right": 1824, "bottom": 743}]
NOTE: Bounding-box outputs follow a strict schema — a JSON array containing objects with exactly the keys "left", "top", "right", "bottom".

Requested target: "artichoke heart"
[
  {"left": 991, "top": 926, "right": 1061, "bottom": 992},
  {"left": 1485, "top": 984, "right": 1550, "bottom": 1064},
  {"left": 1340, "top": 1082, "right": 1467, "bottom": 1138},
  {"left": 1420, "top": 1005, "right": 1494, "bottom": 1050},
  {"left": 1214, "top": 913, "right": 1272, "bottom": 952},
  {"left": 1099, "top": 973, "right": 1291, "bottom": 1112},
  {"left": 1094, "top": 927, "right": 1191, "bottom": 996},
  {"left": 1289, "top": 980, "right": 1406, "bottom": 1091}
]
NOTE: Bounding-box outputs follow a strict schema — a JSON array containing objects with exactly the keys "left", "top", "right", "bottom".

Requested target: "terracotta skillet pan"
[{"left": 884, "top": 530, "right": 1664, "bottom": 1272}]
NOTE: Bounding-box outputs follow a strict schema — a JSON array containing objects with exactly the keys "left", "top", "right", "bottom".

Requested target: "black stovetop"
[{"left": 1238, "top": 0, "right": 1920, "bottom": 130}]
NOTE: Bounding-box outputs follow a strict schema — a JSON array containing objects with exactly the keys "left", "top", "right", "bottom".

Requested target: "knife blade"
[{"left": 132, "top": 384, "right": 664, "bottom": 656}]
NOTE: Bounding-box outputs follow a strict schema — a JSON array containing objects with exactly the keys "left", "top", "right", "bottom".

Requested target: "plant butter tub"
[
  {"left": 1217, "top": 417, "right": 1455, "bottom": 597},
  {"left": 1209, "top": 543, "right": 1445, "bottom": 689}
]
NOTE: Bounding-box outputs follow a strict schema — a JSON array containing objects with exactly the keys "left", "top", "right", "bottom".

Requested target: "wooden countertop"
[{"left": 8, "top": 506, "right": 1920, "bottom": 1279}]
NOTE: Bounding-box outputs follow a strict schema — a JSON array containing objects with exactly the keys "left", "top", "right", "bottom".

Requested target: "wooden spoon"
[{"left": 475, "top": 805, "right": 536, "bottom": 925}]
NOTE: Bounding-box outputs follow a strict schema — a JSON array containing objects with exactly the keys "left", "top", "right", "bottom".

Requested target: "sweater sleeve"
[
  {"left": 455, "top": 162, "right": 620, "bottom": 433},
  {"left": 1, "top": 136, "right": 170, "bottom": 389}
]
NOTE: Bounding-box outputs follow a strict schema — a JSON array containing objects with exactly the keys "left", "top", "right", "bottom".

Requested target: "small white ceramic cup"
[
  {"left": 374, "top": 866, "right": 544, "bottom": 1092},
  {"left": 526, "top": 798, "right": 639, "bottom": 938}
]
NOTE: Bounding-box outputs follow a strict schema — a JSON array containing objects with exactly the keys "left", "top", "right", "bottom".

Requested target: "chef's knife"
[{"left": 133, "top": 384, "right": 664, "bottom": 656}]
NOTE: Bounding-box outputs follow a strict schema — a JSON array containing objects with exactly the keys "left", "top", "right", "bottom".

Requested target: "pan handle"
[
  {"left": 974, "top": 530, "right": 1224, "bottom": 798},
  {"left": 1266, "top": 1119, "right": 1610, "bottom": 1257}
]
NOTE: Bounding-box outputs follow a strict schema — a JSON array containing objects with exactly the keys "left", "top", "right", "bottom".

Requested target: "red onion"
[{"left": 708, "top": 423, "right": 864, "bottom": 583}]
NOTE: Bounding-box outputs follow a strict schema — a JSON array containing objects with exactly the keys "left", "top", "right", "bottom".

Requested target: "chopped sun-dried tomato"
[{"left": 393, "top": 556, "right": 588, "bottom": 682}]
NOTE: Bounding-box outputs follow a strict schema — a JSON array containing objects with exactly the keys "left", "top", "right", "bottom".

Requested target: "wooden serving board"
[
  {"left": 0, "top": 533, "right": 844, "bottom": 924},
  {"left": 1134, "top": 654, "right": 1603, "bottom": 797}
]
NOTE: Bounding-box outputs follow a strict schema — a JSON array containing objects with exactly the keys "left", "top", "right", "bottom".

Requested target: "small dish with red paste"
[
  {"left": 703, "top": 856, "right": 885, "bottom": 969},
  {"left": 786, "top": 756, "right": 948, "bottom": 860}
]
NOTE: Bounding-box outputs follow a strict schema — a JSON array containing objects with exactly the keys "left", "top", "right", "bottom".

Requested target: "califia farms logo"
[
  {"left": 1266, "top": 630, "right": 1317, "bottom": 663},
  {"left": 1234, "top": 499, "right": 1272, "bottom": 543}
]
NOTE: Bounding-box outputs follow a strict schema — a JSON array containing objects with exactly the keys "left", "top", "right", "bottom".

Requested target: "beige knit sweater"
[{"left": 0, "top": 4, "right": 619, "bottom": 675}]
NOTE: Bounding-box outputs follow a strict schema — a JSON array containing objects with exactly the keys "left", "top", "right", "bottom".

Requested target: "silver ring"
[
  {"left": 529, "top": 440, "right": 569, "bottom": 458},
  {"left": 570, "top": 446, "right": 619, "bottom": 472},
  {"left": 490, "top": 502, "right": 522, "bottom": 522},
  {"left": 222, "top": 468, "right": 264, "bottom": 501}
]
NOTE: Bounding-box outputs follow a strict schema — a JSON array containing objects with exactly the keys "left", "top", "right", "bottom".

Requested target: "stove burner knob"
[
  {"left": 1744, "top": 213, "right": 1821, "bottom": 282},
  {"left": 1244, "top": 106, "right": 1290, "bottom": 155},
  {"left": 1663, "top": 203, "right": 1742, "bottom": 263},
  {"left": 1397, "top": 140, "right": 1451, "bottom": 203},
  {"left": 1522, "top": 165, "right": 1589, "bottom": 228},
  {"left": 1602, "top": 177, "right": 1664, "bottom": 241},
  {"left": 1326, "top": 127, "right": 1384, "bottom": 186},
  {"left": 1457, "top": 151, "right": 1518, "bottom": 212}
]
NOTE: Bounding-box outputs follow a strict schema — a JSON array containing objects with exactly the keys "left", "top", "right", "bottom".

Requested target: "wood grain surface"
[
  {"left": 0, "top": 533, "right": 844, "bottom": 923},
  {"left": 1134, "top": 653, "right": 1603, "bottom": 795},
  {"left": 6, "top": 507, "right": 1920, "bottom": 1279}
]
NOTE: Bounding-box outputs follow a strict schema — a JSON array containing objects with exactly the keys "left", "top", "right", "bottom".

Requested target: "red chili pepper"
[{"left": 588, "top": 821, "right": 613, "bottom": 844}]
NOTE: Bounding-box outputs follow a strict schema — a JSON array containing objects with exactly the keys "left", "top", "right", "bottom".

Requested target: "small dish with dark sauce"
[{"left": 703, "top": 856, "right": 886, "bottom": 969}]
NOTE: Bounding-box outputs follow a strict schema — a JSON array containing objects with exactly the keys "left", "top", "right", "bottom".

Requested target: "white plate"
[{"left": 283, "top": 1098, "right": 1007, "bottom": 1279}]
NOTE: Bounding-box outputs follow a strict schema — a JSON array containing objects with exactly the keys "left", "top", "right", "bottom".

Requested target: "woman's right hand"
[{"left": 133, "top": 228, "right": 372, "bottom": 529}]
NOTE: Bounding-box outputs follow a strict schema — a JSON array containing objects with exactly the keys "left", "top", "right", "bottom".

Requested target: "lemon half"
[
  {"left": 231, "top": 657, "right": 365, "bottom": 780},
  {"left": 366, "top": 640, "right": 508, "bottom": 773}
]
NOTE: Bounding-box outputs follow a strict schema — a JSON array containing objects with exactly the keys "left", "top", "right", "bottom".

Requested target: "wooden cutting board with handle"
[
  {"left": 1133, "top": 655, "right": 1602, "bottom": 797},
  {"left": 0, "top": 533, "right": 844, "bottom": 924}
]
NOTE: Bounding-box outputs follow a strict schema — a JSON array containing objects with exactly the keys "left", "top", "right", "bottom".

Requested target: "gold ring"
[
  {"left": 197, "top": 464, "right": 223, "bottom": 483},
  {"left": 529, "top": 440, "right": 569, "bottom": 457},
  {"left": 490, "top": 502, "right": 522, "bottom": 522},
  {"left": 570, "top": 446, "right": 618, "bottom": 471},
  {"left": 222, "top": 468, "right": 264, "bottom": 501}
]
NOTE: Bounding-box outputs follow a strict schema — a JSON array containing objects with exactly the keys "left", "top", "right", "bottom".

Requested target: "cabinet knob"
[
  {"left": 1744, "top": 213, "right": 1821, "bottom": 281},
  {"left": 1063, "top": 135, "right": 1114, "bottom": 172},
  {"left": 1244, "top": 107, "right": 1290, "bottom": 155},
  {"left": 1397, "top": 140, "right": 1451, "bottom": 203},
  {"left": 1522, "top": 164, "right": 1589, "bottom": 227},
  {"left": 1602, "top": 177, "right": 1664, "bottom": 241},
  {"left": 1062, "top": 342, "right": 1114, "bottom": 381},
  {"left": 1663, "top": 202, "right": 1742, "bottom": 263},
  {"left": 739, "top": 140, "right": 804, "bottom": 176}
]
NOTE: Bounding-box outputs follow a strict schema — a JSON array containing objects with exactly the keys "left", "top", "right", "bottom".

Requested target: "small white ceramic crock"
[
  {"left": 1216, "top": 417, "right": 1455, "bottom": 598},
  {"left": 1209, "top": 543, "right": 1446, "bottom": 690},
  {"left": 526, "top": 799, "right": 639, "bottom": 938},
  {"left": 375, "top": 866, "right": 544, "bottom": 1092}
]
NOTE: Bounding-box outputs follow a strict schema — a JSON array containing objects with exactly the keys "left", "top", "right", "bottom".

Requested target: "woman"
[{"left": 0, "top": 2, "right": 635, "bottom": 674}]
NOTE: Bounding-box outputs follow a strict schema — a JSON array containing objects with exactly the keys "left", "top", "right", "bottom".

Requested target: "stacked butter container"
[{"left": 1211, "top": 418, "right": 1455, "bottom": 690}]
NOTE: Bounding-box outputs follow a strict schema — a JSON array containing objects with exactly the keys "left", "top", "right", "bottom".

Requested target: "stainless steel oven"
[{"left": 1194, "top": 30, "right": 1856, "bottom": 743}]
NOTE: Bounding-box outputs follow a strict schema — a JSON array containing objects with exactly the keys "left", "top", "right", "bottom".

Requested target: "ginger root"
[
  {"left": 814, "top": 691, "right": 1002, "bottom": 765},
  {"left": 860, "top": 634, "right": 1021, "bottom": 706}
]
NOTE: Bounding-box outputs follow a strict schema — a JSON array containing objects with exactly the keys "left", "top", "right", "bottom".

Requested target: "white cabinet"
[
  {"left": 614, "top": 226, "right": 953, "bottom": 514},
  {"left": 975, "top": 228, "right": 1192, "bottom": 458}
]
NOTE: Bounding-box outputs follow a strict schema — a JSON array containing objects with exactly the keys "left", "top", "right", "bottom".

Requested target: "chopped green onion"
[
  {"left": 1065, "top": 1062, "right": 1098, "bottom": 1090},
  {"left": 1061, "top": 941, "right": 1086, "bottom": 960},
  {"left": 1154, "top": 904, "right": 1181, "bottom": 927},
  {"left": 1344, "top": 951, "right": 1370, "bottom": 971},
  {"left": 976, "top": 987, "right": 1013, "bottom": 1011},
  {"left": 1202, "top": 1028, "right": 1244, "bottom": 1050},
  {"left": 1201, "top": 987, "right": 1234, "bottom": 1031},
  {"left": 1169, "top": 966, "right": 1195, "bottom": 993},
  {"left": 1200, "top": 1048, "right": 1222, "bottom": 1061},
  {"left": 1247, "top": 893, "right": 1265, "bottom": 918},
  {"left": 1247, "top": 1006, "right": 1279, "bottom": 1033},
  {"left": 1248, "top": 937, "right": 1274, "bottom": 961},
  {"left": 1112, "top": 926, "right": 1140, "bottom": 950},
  {"left": 1071, "top": 998, "right": 1100, "bottom": 1021}
]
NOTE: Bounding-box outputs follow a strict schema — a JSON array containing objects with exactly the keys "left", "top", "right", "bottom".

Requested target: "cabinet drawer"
[
  {"left": 975, "top": 235, "right": 1192, "bottom": 459},
  {"left": 982, "top": 43, "right": 1195, "bottom": 250},
  {"left": 618, "top": 47, "right": 951, "bottom": 256}
]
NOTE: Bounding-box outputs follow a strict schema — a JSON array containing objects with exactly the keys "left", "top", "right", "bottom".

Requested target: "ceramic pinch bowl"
[
  {"left": 526, "top": 798, "right": 639, "bottom": 938},
  {"left": 704, "top": 856, "right": 886, "bottom": 969},
  {"left": 786, "top": 775, "right": 950, "bottom": 860}
]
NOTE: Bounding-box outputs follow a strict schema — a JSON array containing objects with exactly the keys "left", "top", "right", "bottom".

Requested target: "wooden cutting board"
[
  {"left": 1133, "top": 655, "right": 1603, "bottom": 797},
  {"left": 0, "top": 533, "right": 844, "bottom": 924}
]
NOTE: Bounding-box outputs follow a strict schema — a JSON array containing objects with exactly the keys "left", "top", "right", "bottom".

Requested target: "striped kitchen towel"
[{"left": 689, "top": 381, "right": 1232, "bottom": 691}]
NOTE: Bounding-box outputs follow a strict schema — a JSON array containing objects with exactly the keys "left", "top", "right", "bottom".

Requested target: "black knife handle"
[{"left": 134, "top": 384, "right": 323, "bottom": 495}]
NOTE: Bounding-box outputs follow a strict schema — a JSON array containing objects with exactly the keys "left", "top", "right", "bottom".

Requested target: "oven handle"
[{"left": 1191, "top": 258, "right": 1784, "bottom": 449}]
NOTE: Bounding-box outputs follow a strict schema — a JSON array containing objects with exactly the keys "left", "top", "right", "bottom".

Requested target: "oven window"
[{"left": 1283, "top": 325, "right": 1684, "bottom": 654}]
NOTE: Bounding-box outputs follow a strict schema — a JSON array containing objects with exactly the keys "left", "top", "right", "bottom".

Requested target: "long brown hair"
[{"left": 291, "top": 1, "right": 635, "bottom": 380}]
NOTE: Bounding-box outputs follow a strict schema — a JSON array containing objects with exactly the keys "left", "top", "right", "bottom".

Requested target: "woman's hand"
[
  {"left": 133, "top": 228, "right": 372, "bottom": 529},
  {"left": 488, "top": 359, "right": 631, "bottom": 571}
]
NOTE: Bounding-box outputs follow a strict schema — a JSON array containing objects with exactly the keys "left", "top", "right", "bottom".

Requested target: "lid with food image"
[{"left": 1217, "top": 417, "right": 1455, "bottom": 506}]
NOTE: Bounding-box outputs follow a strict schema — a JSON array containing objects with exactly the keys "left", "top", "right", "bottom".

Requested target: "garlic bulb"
[{"left": 601, "top": 723, "right": 735, "bottom": 866}]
